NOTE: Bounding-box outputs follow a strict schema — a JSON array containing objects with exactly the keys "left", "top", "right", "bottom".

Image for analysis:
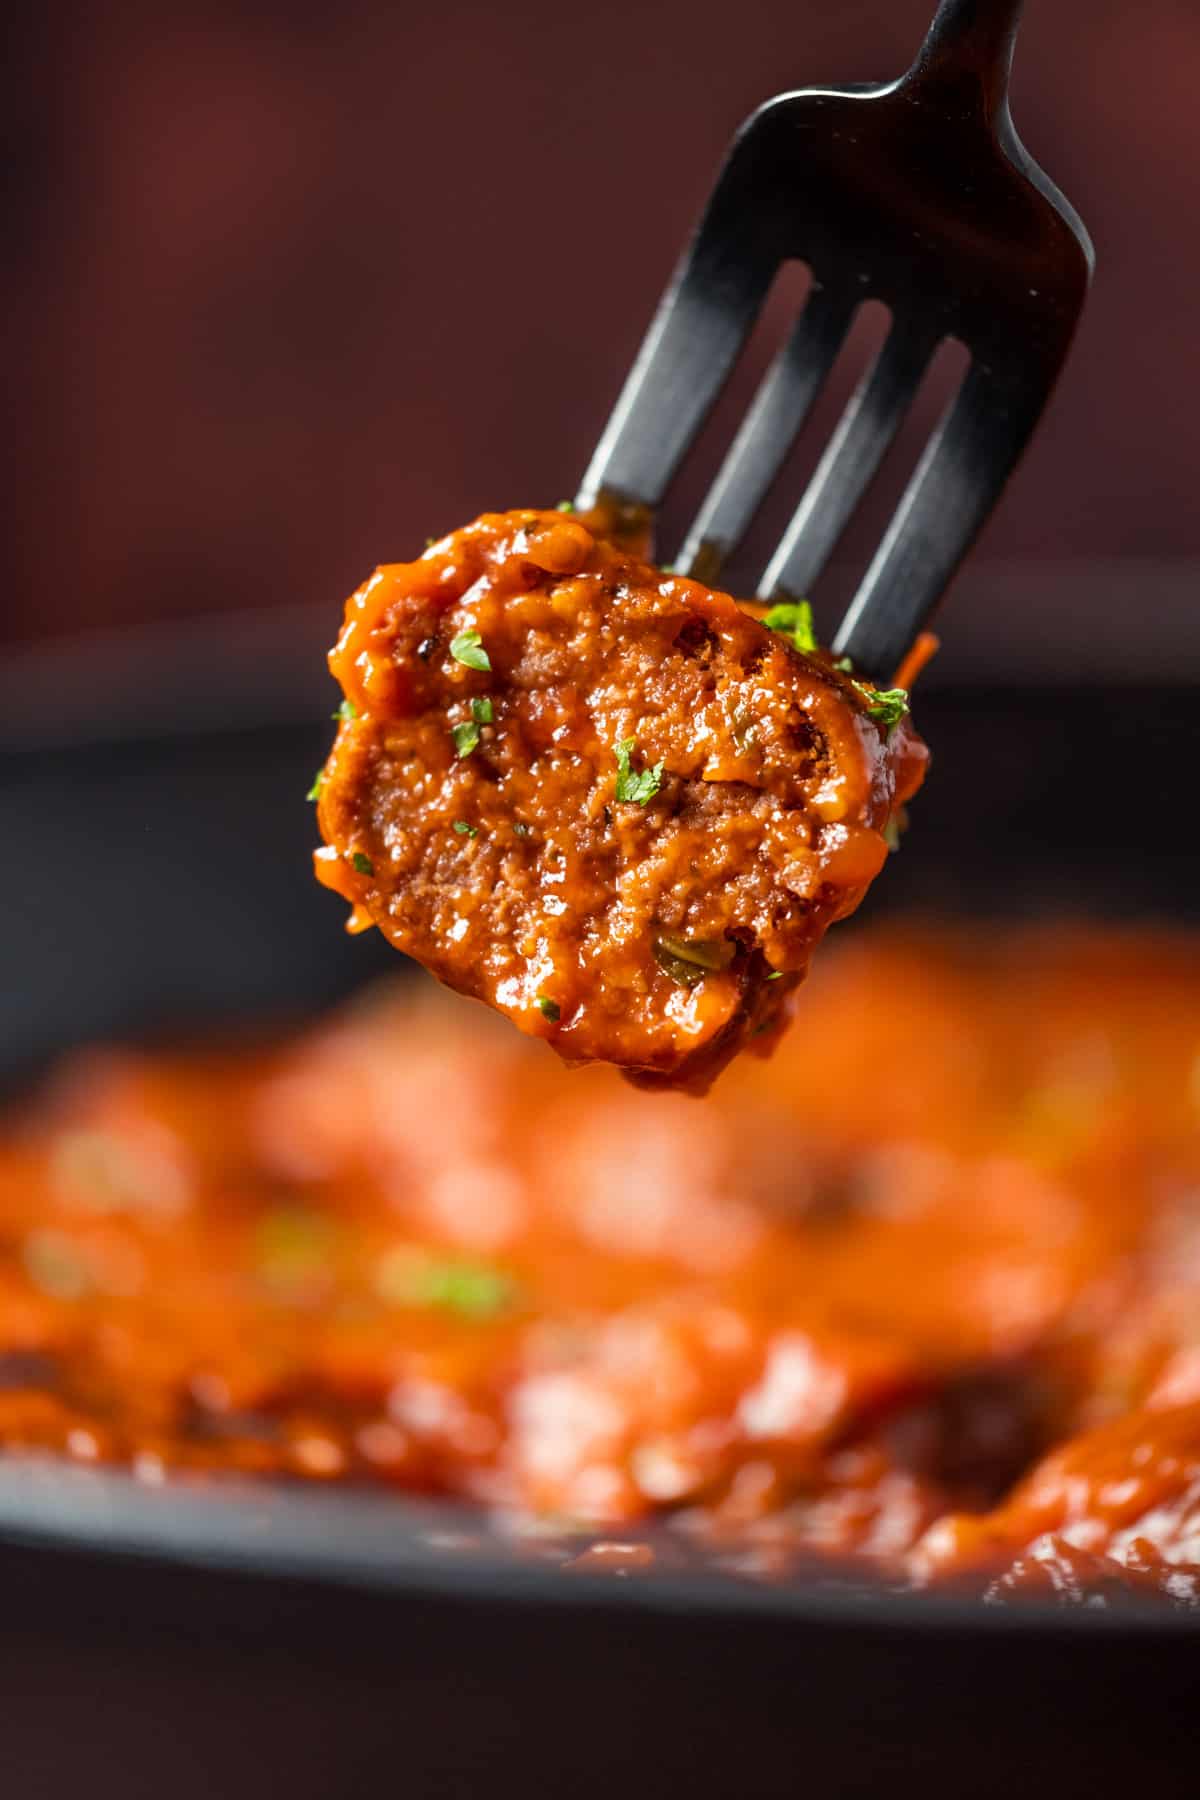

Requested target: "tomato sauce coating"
[
  {"left": 1, "top": 926, "right": 1198, "bottom": 1608},
  {"left": 313, "top": 509, "right": 927, "bottom": 1088}
]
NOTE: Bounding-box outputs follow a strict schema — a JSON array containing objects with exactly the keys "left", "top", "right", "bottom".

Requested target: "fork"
[{"left": 575, "top": 0, "right": 1093, "bottom": 682}]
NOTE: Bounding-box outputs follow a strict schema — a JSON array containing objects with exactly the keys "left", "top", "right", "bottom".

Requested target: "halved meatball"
[{"left": 313, "top": 509, "right": 928, "bottom": 1090}]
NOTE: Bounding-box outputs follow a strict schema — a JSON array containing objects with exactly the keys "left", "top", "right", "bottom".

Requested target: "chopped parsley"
[
  {"left": 882, "top": 815, "right": 902, "bottom": 853},
  {"left": 351, "top": 851, "right": 375, "bottom": 876},
  {"left": 453, "top": 820, "right": 478, "bottom": 837},
  {"left": 834, "top": 655, "right": 854, "bottom": 672},
  {"left": 614, "top": 737, "right": 664, "bottom": 806},
  {"left": 333, "top": 697, "right": 357, "bottom": 722},
  {"left": 660, "top": 935, "right": 733, "bottom": 972},
  {"left": 452, "top": 719, "right": 481, "bottom": 758},
  {"left": 471, "top": 696, "right": 493, "bottom": 724},
  {"left": 536, "top": 995, "right": 561, "bottom": 1022},
  {"left": 306, "top": 769, "right": 325, "bottom": 803},
  {"left": 653, "top": 935, "right": 733, "bottom": 988},
  {"left": 853, "top": 683, "right": 910, "bottom": 731},
  {"left": 375, "top": 1249, "right": 519, "bottom": 1320},
  {"left": 255, "top": 1208, "right": 337, "bottom": 1291},
  {"left": 555, "top": 499, "right": 575, "bottom": 513},
  {"left": 766, "top": 970, "right": 783, "bottom": 981},
  {"left": 450, "top": 629, "right": 490, "bottom": 671},
  {"left": 762, "top": 600, "right": 817, "bottom": 654}
]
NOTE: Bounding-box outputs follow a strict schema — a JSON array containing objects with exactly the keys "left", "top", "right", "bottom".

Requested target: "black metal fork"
[{"left": 575, "top": 0, "right": 1094, "bottom": 681}]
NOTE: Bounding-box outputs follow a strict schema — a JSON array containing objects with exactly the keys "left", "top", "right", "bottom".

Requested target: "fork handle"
[{"left": 912, "top": 0, "right": 1025, "bottom": 113}]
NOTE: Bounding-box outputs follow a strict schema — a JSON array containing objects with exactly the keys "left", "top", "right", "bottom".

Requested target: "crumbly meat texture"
[{"left": 314, "top": 509, "right": 928, "bottom": 1088}]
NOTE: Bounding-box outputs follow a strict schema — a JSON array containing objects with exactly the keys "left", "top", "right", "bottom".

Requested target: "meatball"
[{"left": 313, "top": 508, "right": 928, "bottom": 1089}]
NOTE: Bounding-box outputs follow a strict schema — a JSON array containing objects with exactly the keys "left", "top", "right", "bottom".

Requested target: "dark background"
[{"left": 4, "top": 0, "right": 1198, "bottom": 674}]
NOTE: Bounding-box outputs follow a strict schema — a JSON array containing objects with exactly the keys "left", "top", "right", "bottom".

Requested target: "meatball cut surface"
[{"left": 314, "top": 509, "right": 928, "bottom": 1089}]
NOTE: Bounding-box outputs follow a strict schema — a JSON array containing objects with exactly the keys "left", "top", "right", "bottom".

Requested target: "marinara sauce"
[{"left": 1, "top": 926, "right": 1198, "bottom": 1607}]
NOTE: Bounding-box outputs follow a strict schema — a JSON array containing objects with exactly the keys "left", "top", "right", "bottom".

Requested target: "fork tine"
[
  {"left": 675, "top": 283, "right": 855, "bottom": 584},
  {"left": 832, "top": 359, "right": 1042, "bottom": 680},
  {"left": 577, "top": 120, "right": 781, "bottom": 515},
  {"left": 578, "top": 236, "right": 774, "bottom": 512},
  {"left": 758, "top": 322, "right": 937, "bottom": 602}
]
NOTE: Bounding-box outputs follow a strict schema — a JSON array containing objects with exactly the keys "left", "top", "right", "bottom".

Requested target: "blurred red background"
[{"left": 5, "top": 0, "right": 1197, "bottom": 659}]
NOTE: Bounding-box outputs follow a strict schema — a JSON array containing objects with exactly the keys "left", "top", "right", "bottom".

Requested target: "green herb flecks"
[
  {"left": 306, "top": 769, "right": 325, "bottom": 803},
  {"left": 555, "top": 499, "right": 576, "bottom": 513},
  {"left": 452, "top": 720, "right": 481, "bottom": 759},
  {"left": 536, "top": 995, "right": 561, "bottom": 1022},
  {"left": 614, "top": 737, "right": 664, "bottom": 806},
  {"left": 852, "top": 683, "right": 910, "bottom": 732},
  {"left": 333, "top": 698, "right": 357, "bottom": 722},
  {"left": 762, "top": 599, "right": 817, "bottom": 655},
  {"left": 351, "top": 851, "right": 375, "bottom": 876},
  {"left": 450, "top": 629, "right": 490, "bottom": 672},
  {"left": 255, "top": 1207, "right": 338, "bottom": 1294},
  {"left": 453, "top": 820, "right": 478, "bottom": 838},
  {"left": 471, "top": 696, "right": 493, "bottom": 724},
  {"left": 766, "top": 970, "right": 783, "bottom": 981},
  {"left": 375, "top": 1249, "right": 519, "bottom": 1320},
  {"left": 653, "top": 934, "right": 734, "bottom": 988}
]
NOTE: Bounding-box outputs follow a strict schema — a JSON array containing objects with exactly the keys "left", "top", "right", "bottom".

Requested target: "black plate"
[
  {"left": 1, "top": 1460, "right": 1197, "bottom": 1800},
  {"left": 2, "top": 640, "right": 1198, "bottom": 1797}
]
